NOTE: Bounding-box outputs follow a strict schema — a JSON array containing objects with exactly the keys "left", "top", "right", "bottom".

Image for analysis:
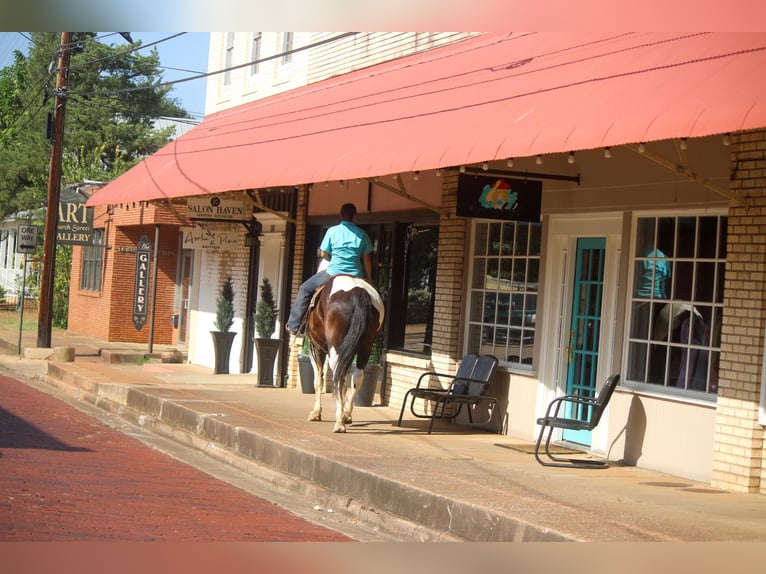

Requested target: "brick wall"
[
  {"left": 68, "top": 203, "right": 189, "bottom": 346},
  {"left": 712, "top": 129, "right": 766, "bottom": 493}
]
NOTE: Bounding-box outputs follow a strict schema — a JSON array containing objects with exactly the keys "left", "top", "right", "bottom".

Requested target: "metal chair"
[
  {"left": 397, "top": 354, "right": 500, "bottom": 434},
  {"left": 534, "top": 374, "right": 620, "bottom": 468}
]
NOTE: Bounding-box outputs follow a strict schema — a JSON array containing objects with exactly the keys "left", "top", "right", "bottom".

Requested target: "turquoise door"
[{"left": 563, "top": 237, "right": 606, "bottom": 445}]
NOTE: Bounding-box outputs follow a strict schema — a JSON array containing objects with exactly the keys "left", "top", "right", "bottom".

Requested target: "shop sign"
[
  {"left": 181, "top": 227, "right": 241, "bottom": 250},
  {"left": 187, "top": 196, "right": 247, "bottom": 221},
  {"left": 456, "top": 174, "right": 542, "bottom": 222},
  {"left": 57, "top": 186, "right": 94, "bottom": 245},
  {"left": 133, "top": 235, "right": 151, "bottom": 330}
]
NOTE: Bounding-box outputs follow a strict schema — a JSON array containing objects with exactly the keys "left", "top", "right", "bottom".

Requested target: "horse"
[{"left": 304, "top": 273, "right": 385, "bottom": 433}]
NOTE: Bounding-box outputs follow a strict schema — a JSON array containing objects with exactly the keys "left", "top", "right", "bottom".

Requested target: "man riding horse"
[{"left": 286, "top": 203, "right": 373, "bottom": 336}]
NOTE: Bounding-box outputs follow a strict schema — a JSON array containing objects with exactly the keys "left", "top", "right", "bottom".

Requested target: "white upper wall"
[{"left": 205, "top": 32, "right": 477, "bottom": 115}]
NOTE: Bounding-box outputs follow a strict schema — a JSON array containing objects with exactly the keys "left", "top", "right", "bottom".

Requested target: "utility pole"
[{"left": 37, "top": 32, "right": 71, "bottom": 348}]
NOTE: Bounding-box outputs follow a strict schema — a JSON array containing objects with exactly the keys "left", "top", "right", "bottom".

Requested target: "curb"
[{"left": 37, "top": 362, "right": 571, "bottom": 542}]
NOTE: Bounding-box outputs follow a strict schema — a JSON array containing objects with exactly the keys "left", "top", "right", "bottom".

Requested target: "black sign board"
[
  {"left": 57, "top": 186, "right": 94, "bottom": 245},
  {"left": 132, "top": 235, "right": 151, "bottom": 330},
  {"left": 456, "top": 174, "right": 542, "bottom": 222}
]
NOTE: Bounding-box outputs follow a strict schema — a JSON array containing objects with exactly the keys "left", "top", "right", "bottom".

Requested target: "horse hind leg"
[
  {"left": 327, "top": 347, "right": 350, "bottom": 433},
  {"left": 341, "top": 365, "right": 364, "bottom": 425}
]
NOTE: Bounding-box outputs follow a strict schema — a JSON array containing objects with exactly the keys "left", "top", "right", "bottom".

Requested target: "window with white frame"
[
  {"left": 250, "top": 32, "right": 262, "bottom": 75},
  {"left": 80, "top": 229, "right": 104, "bottom": 292},
  {"left": 467, "top": 220, "right": 541, "bottom": 368},
  {"left": 223, "top": 33, "right": 235, "bottom": 85},
  {"left": 626, "top": 215, "right": 726, "bottom": 395},
  {"left": 281, "top": 32, "right": 293, "bottom": 64}
]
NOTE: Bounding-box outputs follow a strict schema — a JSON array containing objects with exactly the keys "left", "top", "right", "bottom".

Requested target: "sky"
[{"left": 0, "top": 32, "right": 210, "bottom": 119}]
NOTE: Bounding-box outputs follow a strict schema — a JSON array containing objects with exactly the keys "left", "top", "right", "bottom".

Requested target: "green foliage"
[
  {"left": 52, "top": 244, "right": 72, "bottom": 328},
  {"left": 254, "top": 278, "right": 279, "bottom": 338},
  {"left": 214, "top": 277, "right": 235, "bottom": 332},
  {"left": 0, "top": 32, "right": 190, "bottom": 220}
]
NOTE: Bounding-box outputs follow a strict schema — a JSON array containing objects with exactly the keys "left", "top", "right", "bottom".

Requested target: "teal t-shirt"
[{"left": 320, "top": 221, "right": 373, "bottom": 277}]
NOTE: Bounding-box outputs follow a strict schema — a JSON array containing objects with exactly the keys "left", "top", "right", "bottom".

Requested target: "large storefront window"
[
  {"left": 626, "top": 215, "right": 726, "bottom": 395},
  {"left": 468, "top": 221, "right": 541, "bottom": 368}
]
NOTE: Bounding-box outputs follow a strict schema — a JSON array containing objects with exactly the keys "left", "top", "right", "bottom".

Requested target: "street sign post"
[{"left": 16, "top": 224, "right": 38, "bottom": 254}]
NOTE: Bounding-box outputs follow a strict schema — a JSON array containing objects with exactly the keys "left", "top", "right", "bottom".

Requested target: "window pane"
[
  {"left": 468, "top": 220, "right": 541, "bottom": 368},
  {"left": 626, "top": 215, "right": 725, "bottom": 396}
]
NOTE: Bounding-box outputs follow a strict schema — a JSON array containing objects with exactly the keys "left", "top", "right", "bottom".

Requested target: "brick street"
[{"left": 0, "top": 374, "right": 352, "bottom": 542}]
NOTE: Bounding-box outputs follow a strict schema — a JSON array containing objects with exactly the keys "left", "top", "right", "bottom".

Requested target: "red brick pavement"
[{"left": 0, "top": 375, "right": 352, "bottom": 542}]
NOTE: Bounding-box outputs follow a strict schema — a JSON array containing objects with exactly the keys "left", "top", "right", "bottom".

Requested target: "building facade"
[{"left": 85, "top": 33, "right": 766, "bottom": 493}]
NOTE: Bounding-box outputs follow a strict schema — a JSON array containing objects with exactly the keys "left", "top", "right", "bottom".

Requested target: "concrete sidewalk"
[{"left": 2, "top": 327, "right": 766, "bottom": 542}]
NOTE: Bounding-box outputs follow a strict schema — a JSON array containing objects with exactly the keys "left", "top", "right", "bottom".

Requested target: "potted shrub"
[
  {"left": 211, "top": 276, "right": 237, "bottom": 374},
  {"left": 355, "top": 334, "right": 382, "bottom": 407},
  {"left": 253, "top": 277, "right": 280, "bottom": 387}
]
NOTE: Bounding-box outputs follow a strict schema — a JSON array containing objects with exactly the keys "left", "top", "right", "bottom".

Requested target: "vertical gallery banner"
[{"left": 133, "top": 235, "right": 151, "bottom": 330}]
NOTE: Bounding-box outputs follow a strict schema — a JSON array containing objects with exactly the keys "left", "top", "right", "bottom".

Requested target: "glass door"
[{"left": 563, "top": 237, "right": 606, "bottom": 445}]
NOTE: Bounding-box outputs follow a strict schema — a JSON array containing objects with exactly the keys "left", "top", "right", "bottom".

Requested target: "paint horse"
[{"left": 305, "top": 273, "right": 385, "bottom": 432}]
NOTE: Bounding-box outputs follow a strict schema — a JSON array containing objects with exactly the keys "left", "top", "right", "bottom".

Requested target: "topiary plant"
[
  {"left": 214, "top": 276, "right": 235, "bottom": 332},
  {"left": 254, "top": 277, "right": 278, "bottom": 338}
]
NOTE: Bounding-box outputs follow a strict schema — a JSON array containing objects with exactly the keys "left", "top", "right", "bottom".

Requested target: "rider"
[{"left": 285, "top": 202, "right": 374, "bottom": 335}]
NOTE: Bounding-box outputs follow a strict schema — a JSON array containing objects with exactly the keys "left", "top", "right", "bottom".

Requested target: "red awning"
[{"left": 87, "top": 32, "right": 766, "bottom": 206}]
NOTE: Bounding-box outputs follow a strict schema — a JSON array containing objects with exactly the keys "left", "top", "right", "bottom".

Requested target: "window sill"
[{"left": 619, "top": 381, "right": 717, "bottom": 408}]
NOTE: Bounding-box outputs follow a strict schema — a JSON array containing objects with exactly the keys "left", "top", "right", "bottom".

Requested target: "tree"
[
  {"left": 0, "top": 33, "right": 193, "bottom": 327},
  {"left": 254, "top": 278, "right": 278, "bottom": 338},
  {"left": 0, "top": 32, "right": 189, "bottom": 219}
]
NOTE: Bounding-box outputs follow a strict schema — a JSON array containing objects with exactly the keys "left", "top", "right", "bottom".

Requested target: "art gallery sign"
[{"left": 57, "top": 185, "right": 95, "bottom": 245}]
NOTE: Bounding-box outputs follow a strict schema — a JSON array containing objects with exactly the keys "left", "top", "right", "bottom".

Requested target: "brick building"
[{"left": 83, "top": 33, "right": 766, "bottom": 492}]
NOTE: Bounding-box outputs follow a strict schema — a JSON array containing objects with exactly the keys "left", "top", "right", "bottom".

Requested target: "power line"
[{"left": 67, "top": 32, "right": 358, "bottom": 99}]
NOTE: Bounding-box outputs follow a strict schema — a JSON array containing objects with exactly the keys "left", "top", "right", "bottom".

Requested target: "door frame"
[{"left": 537, "top": 213, "right": 623, "bottom": 451}]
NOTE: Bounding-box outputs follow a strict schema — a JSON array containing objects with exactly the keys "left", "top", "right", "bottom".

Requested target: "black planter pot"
[
  {"left": 254, "top": 338, "right": 281, "bottom": 387},
  {"left": 354, "top": 364, "right": 381, "bottom": 406},
  {"left": 298, "top": 354, "right": 314, "bottom": 393},
  {"left": 211, "top": 331, "right": 237, "bottom": 374}
]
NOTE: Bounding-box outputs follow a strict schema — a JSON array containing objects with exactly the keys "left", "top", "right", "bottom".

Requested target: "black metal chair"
[
  {"left": 396, "top": 354, "right": 500, "bottom": 434},
  {"left": 534, "top": 373, "right": 620, "bottom": 468}
]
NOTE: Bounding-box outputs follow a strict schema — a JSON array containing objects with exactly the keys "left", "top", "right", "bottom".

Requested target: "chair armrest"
[
  {"left": 543, "top": 394, "right": 598, "bottom": 419},
  {"left": 414, "top": 371, "right": 467, "bottom": 389},
  {"left": 445, "top": 376, "right": 492, "bottom": 395}
]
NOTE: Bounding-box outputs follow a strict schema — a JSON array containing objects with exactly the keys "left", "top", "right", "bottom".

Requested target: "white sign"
[
  {"left": 182, "top": 227, "right": 242, "bottom": 251},
  {"left": 187, "top": 196, "right": 247, "bottom": 221},
  {"left": 16, "top": 224, "right": 38, "bottom": 254}
]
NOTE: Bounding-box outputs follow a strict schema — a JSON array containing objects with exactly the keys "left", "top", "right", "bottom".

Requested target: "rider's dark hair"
[{"left": 340, "top": 203, "right": 357, "bottom": 221}]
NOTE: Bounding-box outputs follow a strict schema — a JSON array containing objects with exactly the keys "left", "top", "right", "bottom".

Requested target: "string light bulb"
[
  {"left": 567, "top": 152, "right": 575, "bottom": 165},
  {"left": 506, "top": 158, "right": 514, "bottom": 167},
  {"left": 435, "top": 169, "right": 441, "bottom": 177},
  {"left": 535, "top": 155, "right": 543, "bottom": 165},
  {"left": 638, "top": 142, "right": 646, "bottom": 153},
  {"left": 481, "top": 162, "right": 489, "bottom": 171},
  {"left": 722, "top": 133, "right": 731, "bottom": 146},
  {"left": 413, "top": 171, "right": 420, "bottom": 181},
  {"left": 679, "top": 138, "right": 688, "bottom": 150},
  {"left": 604, "top": 147, "right": 612, "bottom": 159},
  {"left": 459, "top": 165, "right": 466, "bottom": 173}
]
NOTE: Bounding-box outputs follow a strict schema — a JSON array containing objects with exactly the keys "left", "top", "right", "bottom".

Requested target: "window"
[
  {"left": 281, "top": 32, "right": 293, "bottom": 64},
  {"left": 80, "top": 229, "right": 104, "bottom": 291},
  {"left": 223, "top": 33, "right": 235, "bottom": 85},
  {"left": 468, "top": 221, "right": 541, "bottom": 368},
  {"left": 626, "top": 215, "right": 725, "bottom": 395},
  {"left": 250, "top": 32, "right": 261, "bottom": 75}
]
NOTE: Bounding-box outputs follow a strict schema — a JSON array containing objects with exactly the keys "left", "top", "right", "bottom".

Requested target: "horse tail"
[{"left": 333, "top": 287, "right": 373, "bottom": 385}]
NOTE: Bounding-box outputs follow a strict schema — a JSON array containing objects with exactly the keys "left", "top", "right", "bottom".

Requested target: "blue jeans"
[{"left": 286, "top": 270, "right": 330, "bottom": 333}]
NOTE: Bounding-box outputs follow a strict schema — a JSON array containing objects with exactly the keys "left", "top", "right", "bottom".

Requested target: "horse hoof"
[
  {"left": 308, "top": 413, "right": 321, "bottom": 422},
  {"left": 333, "top": 424, "right": 347, "bottom": 433}
]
